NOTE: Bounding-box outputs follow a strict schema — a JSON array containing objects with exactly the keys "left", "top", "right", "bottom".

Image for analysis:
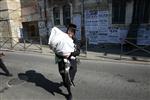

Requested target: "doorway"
[{"left": 22, "top": 21, "right": 39, "bottom": 40}]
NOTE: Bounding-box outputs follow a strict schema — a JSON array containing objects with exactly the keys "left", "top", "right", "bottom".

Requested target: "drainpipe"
[
  {"left": 81, "top": 0, "right": 87, "bottom": 54},
  {"left": 44, "top": 0, "right": 49, "bottom": 43}
]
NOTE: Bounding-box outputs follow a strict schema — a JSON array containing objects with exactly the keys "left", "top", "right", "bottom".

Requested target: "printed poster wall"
[
  {"left": 107, "top": 27, "right": 120, "bottom": 43},
  {"left": 85, "top": 10, "right": 128, "bottom": 44},
  {"left": 85, "top": 10, "right": 150, "bottom": 45},
  {"left": 108, "top": 27, "right": 128, "bottom": 44},
  {"left": 73, "top": 14, "right": 81, "bottom": 40},
  {"left": 38, "top": 21, "right": 47, "bottom": 36},
  {"left": 137, "top": 28, "right": 150, "bottom": 45},
  {"left": 85, "top": 10, "right": 109, "bottom": 44}
]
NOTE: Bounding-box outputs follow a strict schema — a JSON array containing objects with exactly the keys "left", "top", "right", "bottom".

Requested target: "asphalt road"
[{"left": 0, "top": 51, "right": 150, "bottom": 100}]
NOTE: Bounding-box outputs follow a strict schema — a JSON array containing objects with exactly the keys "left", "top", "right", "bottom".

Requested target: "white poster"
[
  {"left": 85, "top": 10, "right": 99, "bottom": 44},
  {"left": 73, "top": 14, "right": 81, "bottom": 40},
  {"left": 119, "top": 28, "right": 128, "bottom": 44},
  {"left": 85, "top": 10, "right": 110, "bottom": 44},
  {"left": 108, "top": 27, "right": 120, "bottom": 43},
  {"left": 137, "top": 28, "right": 150, "bottom": 45},
  {"left": 88, "top": 31, "right": 99, "bottom": 44},
  {"left": 85, "top": 10, "right": 133, "bottom": 44},
  {"left": 38, "top": 21, "right": 47, "bottom": 36},
  {"left": 97, "top": 11, "right": 109, "bottom": 44},
  {"left": 97, "top": 33, "right": 108, "bottom": 43},
  {"left": 85, "top": 10, "right": 99, "bottom": 27},
  {"left": 98, "top": 11, "right": 109, "bottom": 25}
]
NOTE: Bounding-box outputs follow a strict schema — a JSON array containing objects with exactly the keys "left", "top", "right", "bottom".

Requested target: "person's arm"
[
  {"left": 71, "top": 38, "right": 80, "bottom": 57},
  {"left": 0, "top": 53, "right": 5, "bottom": 58},
  {"left": 71, "top": 47, "right": 80, "bottom": 57}
]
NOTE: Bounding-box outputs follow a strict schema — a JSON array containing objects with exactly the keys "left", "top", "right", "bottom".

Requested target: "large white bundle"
[{"left": 48, "top": 27, "right": 75, "bottom": 56}]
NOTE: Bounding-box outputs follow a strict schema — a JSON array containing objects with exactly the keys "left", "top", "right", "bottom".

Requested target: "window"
[
  {"left": 132, "top": 0, "right": 150, "bottom": 24},
  {"left": 63, "top": 5, "right": 71, "bottom": 26},
  {"left": 143, "top": 0, "right": 150, "bottom": 23},
  {"left": 20, "top": 0, "right": 36, "bottom": 8},
  {"left": 112, "top": 0, "right": 126, "bottom": 24},
  {"left": 53, "top": 7, "right": 60, "bottom": 25}
]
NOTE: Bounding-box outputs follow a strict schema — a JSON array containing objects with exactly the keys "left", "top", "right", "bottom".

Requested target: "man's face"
[{"left": 68, "top": 28, "right": 75, "bottom": 38}]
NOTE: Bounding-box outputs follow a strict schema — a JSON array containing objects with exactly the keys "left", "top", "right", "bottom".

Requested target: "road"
[{"left": 0, "top": 51, "right": 150, "bottom": 100}]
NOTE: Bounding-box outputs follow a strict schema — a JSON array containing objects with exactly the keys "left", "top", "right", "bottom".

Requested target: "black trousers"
[{"left": 58, "top": 58, "right": 77, "bottom": 85}]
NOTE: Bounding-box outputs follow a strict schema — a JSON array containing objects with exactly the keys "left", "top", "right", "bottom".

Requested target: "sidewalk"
[
  {"left": 1, "top": 44, "right": 150, "bottom": 64},
  {"left": 41, "top": 46, "right": 150, "bottom": 65}
]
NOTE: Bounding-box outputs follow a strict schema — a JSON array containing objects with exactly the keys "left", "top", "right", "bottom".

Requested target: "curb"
[
  {"left": 1, "top": 49, "right": 150, "bottom": 65},
  {"left": 41, "top": 52, "right": 150, "bottom": 65},
  {"left": 80, "top": 56, "right": 150, "bottom": 65}
]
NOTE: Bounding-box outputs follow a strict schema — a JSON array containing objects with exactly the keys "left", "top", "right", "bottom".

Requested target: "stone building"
[
  {"left": 82, "top": 0, "right": 150, "bottom": 45},
  {"left": 0, "top": 0, "right": 21, "bottom": 41},
  {"left": 20, "top": 0, "right": 82, "bottom": 43},
  {"left": 1, "top": 0, "right": 150, "bottom": 45},
  {"left": 20, "top": 0, "right": 41, "bottom": 40}
]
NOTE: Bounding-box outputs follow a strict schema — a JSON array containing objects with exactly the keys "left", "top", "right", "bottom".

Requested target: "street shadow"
[
  {"left": 18, "top": 70, "right": 70, "bottom": 100},
  {"left": 0, "top": 72, "right": 7, "bottom": 76},
  {"left": 0, "top": 72, "right": 6, "bottom": 76}
]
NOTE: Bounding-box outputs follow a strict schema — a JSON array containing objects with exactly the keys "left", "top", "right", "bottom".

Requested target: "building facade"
[
  {"left": 0, "top": 0, "right": 150, "bottom": 45},
  {"left": 83, "top": 0, "right": 150, "bottom": 45},
  {"left": 0, "top": 0, "right": 21, "bottom": 41}
]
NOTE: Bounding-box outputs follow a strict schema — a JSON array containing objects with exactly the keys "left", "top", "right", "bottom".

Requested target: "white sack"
[{"left": 48, "top": 27, "right": 75, "bottom": 56}]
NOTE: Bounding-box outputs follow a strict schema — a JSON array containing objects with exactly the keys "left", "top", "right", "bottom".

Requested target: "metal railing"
[
  {"left": 86, "top": 37, "right": 150, "bottom": 60},
  {"left": 0, "top": 37, "right": 43, "bottom": 53},
  {"left": 120, "top": 38, "right": 150, "bottom": 59},
  {"left": 0, "top": 37, "right": 150, "bottom": 60}
]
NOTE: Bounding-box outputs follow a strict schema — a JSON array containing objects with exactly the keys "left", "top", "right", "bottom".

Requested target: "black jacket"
[
  {"left": 70, "top": 38, "right": 80, "bottom": 57},
  {"left": 56, "top": 39, "right": 80, "bottom": 59}
]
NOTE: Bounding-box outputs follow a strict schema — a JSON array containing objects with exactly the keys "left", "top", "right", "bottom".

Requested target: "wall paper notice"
[
  {"left": 85, "top": 10, "right": 109, "bottom": 44},
  {"left": 137, "top": 28, "right": 150, "bottom": 45},
  {"left": 107, "top": 27, "right": 120, "bottom": 43},
  {"left": 73, "top": 14, "right": 81, "bottom": 40}
]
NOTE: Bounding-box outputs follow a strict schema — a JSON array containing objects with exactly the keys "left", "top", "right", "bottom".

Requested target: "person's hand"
[
  {"left": 63, "top": 55, "right": 70, "bottom": 59},
  {"left": 0, "top": 52, "right": 5, "bottom": 57}
]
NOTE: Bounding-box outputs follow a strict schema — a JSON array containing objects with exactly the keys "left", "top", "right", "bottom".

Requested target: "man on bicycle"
[{"left": 55, "top": 23, "right": 80, "bottom": 98}]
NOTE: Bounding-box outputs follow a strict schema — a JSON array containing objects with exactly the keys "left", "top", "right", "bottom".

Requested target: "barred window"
[
  {"left": 53, "top": 7, "right": 60, "bottom": 25},
  {"left": 63, "top": 5, "right": 71, "bottom": 26},
  {"left": 132, "top": 0, "right": 150, "bottom": 24},
  {"left": 112, "top": 0, "right": 126, "bottom": 24}
]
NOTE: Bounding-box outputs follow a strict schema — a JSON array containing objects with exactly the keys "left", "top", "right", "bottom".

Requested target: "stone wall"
[
  {"left": 0, "top": 0, "right": 10, "bottom": 37},
  {"left": 0, "top": 0, "right": 22, "bottom": 43}
]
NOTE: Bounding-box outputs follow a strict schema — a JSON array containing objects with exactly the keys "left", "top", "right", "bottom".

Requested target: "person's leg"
[
  {"left": 58, "top": 60, "right": 73, "bottom": 97},
  {"left": 58, "top": 61, "right": 65, "bottom": 82},
  {"left": 69, "top": 59, "right": 77, "bottom": 82},
  {"left": 0, "top": 59, "right": 12, "bottom": 76},
  {"left": 58, "top": 61, "right": 70, "bottom": 86}
]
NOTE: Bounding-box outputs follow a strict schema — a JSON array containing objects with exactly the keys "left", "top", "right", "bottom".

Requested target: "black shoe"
[
  {"left": 5, "top": 73, "right": 13, "bottom": 77},
  {"left": 67, "top": 93, "right": 72, "bottom": 100}
]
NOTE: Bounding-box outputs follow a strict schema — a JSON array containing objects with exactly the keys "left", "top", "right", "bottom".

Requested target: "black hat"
[{"left": 68, "top": 23, "right": 77, "bottom": 30}]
